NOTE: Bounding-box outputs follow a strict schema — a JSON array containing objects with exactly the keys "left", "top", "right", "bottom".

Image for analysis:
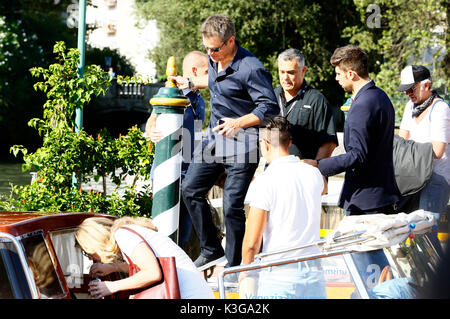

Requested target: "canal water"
[
  {"left": 0, "top": 161, "right": 153, "bottom": 198},
  {"left": 0, "top": 162, "right": 31, "bottom": 197}
]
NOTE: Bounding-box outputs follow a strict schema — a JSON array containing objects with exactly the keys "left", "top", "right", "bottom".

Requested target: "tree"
[
  {"left": 85, "top": 46, "right": 136, "bottom": 76},
  {"left": 343, "top": 0, "right": 448, "bottom": 122},
  {"left": 1, "top": 42, "right": 155, "bottom": 217},
  {"left": 135, "top": 0, "right": 360, "bottom": 129},
  {"left": 0, "top": 0, "right": 77, "bottom": 160}
]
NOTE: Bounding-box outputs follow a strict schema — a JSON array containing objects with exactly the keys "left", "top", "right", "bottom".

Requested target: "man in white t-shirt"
[
  {"left": 241, "top": 116, "right": 326, "bottom": 298},
  {"left": 397, "top": 65, "right": 449, "bottom": 255},
  {"left": 397, "top": 65, "right": 449, "bottom": 218}
]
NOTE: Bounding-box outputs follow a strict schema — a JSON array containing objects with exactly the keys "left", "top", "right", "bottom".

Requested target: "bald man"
[{"left": 145, "top": 51, "right": 208, "bottom": 249}]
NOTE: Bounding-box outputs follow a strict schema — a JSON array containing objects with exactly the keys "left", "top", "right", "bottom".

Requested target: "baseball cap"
[{"left": 396, "top": 65, "right": 431, "bottom": 91}]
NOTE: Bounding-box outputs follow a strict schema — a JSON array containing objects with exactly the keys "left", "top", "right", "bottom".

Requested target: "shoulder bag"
[{"left": 119, "top": 226, "right": 181, "bottom": 299}]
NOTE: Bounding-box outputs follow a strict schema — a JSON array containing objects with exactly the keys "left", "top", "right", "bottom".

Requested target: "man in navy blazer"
[{"left": 304, "top": 45, "right": 400, "bottom": 215}]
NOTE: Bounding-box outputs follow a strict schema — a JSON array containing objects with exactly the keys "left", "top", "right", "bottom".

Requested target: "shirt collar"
[
  {"left": 209, "top": 41, "right": 243, "bottom": 73},
  {"left": 352, "top": 80, "right": 374, "bottom": 101},
  {"left": 267, "top": 155, "right": 298, "bottom": 167},
  {"left": 278, "top": 80, "right": 310, "bottom": 106}
]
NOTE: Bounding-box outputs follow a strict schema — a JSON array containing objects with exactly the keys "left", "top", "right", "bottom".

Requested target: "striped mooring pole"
[{"left": 149, "top": 57, "right": 190, "bottom": 243}]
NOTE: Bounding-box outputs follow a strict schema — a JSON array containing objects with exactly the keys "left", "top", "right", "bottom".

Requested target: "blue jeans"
[
  {"left": 368, "top": 277, "right": 417, "bottom": 299},
  {"left": 178, "top": 172, "right": 193, "bottom": 248},
  {"left": 419, "top": 172, "right": 449, "bottom": 215},
  {"left": 257, "top": 260, "right": 327, "bottom": 299},
  {"left": 419, "top": 172, "right": 449, "bottom": 256},
  {"left": 181, "top": 157, "right": 258, "bottom": 267}
]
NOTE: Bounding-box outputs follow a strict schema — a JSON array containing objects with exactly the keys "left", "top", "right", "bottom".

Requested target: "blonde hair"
[
  {"left": 75, "top": 216, "right": 158, "bottom": 264},
  {"left": 28, "top": 242, "right": 56, "bottom": 289}
]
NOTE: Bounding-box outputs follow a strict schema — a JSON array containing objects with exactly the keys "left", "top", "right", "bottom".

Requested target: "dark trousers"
[{"left": 181, "top": 158, "right": 258, "bottom": 267}]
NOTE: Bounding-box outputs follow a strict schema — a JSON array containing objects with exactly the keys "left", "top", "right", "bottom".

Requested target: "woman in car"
[{"left": 75, "top": 216, "right": 214, "bottom": 299}]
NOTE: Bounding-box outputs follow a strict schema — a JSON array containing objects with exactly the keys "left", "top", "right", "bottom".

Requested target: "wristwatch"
[{"left": 186, "top": 77, "right": 196, "bottom": 91}]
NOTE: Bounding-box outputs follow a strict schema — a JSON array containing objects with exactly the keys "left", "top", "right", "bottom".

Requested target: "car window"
[
  {"left": 0, "top": 239, "right": 32, "bottom": 299},
  {"left": 20, "top": 232, "right": 65, "bottom": 298},
  {"left": 50, "top": 229, "right": 89, "bottom": 289}
]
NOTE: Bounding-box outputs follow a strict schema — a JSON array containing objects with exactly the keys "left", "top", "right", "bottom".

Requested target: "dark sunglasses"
[
  {"left": 202, "top": 38, "right": 229, "bottom": 53},
  {"left": 82, "top": 250, "right": 94, "bottom": 260}
]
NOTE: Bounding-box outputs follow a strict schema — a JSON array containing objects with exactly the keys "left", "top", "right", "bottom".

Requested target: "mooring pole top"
[{"left": 150, "top": 56, "right": 190, "bottom": 108}]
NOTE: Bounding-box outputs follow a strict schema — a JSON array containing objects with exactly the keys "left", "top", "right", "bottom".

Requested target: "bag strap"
[{"left": 119, "top": 226, "right": 157, "bottom": 263}]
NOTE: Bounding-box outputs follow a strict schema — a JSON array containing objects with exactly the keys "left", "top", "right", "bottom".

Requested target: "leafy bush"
[{"left": 1, "top": 41, "right": 154, "bottom": 217}]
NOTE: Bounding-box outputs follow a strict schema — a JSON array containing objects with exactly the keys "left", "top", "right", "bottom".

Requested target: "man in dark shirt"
[
  {"left": 274, "top": 48, "right": 337, "bottom": 160},
  {"left": 303, "top": 45, "right": 400, "bottom": 215},
  {"left": 170, "top": 15, "right": 279, "bottom": 268}
]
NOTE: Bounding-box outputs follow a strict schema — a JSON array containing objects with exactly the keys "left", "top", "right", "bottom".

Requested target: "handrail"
[
  {"left": 218, "top": 248, "right": 352, "bottom": 299},
  {"left": 0, "top": 232, "right": 40, "bottom": 299},
  {"left": 255, "top": 231, "right": 368, "bottom": 261}
]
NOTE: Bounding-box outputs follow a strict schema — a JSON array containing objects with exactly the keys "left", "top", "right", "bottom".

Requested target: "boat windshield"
[{"left": 220, "top": 233, "right": 440, "bottom": 299}]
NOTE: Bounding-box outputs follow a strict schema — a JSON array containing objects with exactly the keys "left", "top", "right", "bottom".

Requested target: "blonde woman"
[{"left": 75, "top": 216, "right": 214, "bottom": 299}]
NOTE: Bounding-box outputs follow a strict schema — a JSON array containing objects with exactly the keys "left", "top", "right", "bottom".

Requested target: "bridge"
[{"left": 83, "top": 79, "right": 164, "bottom": 137}]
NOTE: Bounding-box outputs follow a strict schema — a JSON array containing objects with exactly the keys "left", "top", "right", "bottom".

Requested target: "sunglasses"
[
  {"left": 202, "top": 38, "right": 230, "bottom": 53},
  {"left": 82, "top": 250, "right": 95, "bottom": 260}
]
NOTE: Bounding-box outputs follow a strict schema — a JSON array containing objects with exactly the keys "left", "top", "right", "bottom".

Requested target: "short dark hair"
[
  {"left": 259, "top": 116, "right": 291, "bottom": 148},
  {"left": 330, "top": 45, "right": 369, "bottom": 78},
  {"left": 200, "top": 14, "right": 236, "bottom": 41}
]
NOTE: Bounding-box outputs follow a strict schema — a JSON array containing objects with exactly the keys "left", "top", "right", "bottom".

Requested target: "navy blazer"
[{"left": 318, "top": 80, "right": 400, "bottom": 212}]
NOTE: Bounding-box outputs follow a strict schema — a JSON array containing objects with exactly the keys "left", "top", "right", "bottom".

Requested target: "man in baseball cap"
[
  {"left": 396, "top": 65, "right": 431, "bottom": 92},
  {"left": 397, "top": 64, "right": 449, "bottom": 256}
]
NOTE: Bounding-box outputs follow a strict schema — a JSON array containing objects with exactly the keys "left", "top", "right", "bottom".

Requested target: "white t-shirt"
[
  {"left": 114, "top": 225, "right": 214, "bottom": 299},
  {"left": 246, "top": 155, "right": 324, "bottom": 259},
  {"left": 400, "top": 99, "right": 450, "bottom": 184}
]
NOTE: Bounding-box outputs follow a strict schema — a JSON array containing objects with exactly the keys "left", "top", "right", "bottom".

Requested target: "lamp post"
[
  {"left": 72, "top": 0, "right": 86, "bottom": 188},
  {"left": 75, "top": 0, "right": 86, "bottom": 133},
  {"left": 149, "top": 57, "right": 190, "bottom": 243}
]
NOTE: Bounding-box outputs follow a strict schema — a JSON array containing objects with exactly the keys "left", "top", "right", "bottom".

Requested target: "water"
[
  {"left": 0, "top": 162, "right": 32, "bottom": 197},
  {"left": 0, "top": 161, "right": 152, "bottom": 198}
]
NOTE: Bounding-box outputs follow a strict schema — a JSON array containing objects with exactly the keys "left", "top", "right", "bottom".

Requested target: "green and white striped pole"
[{"left": 150, "top": 57, "right": 190, "bottom": 243}]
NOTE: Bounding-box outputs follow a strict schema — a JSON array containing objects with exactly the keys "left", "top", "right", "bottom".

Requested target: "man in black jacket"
[{"left": 304, "top": 45, "right": 400, "bottom": 215}]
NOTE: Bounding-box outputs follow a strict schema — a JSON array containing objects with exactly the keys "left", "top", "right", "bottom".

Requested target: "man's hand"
[
  {"left": 145, "top": 126, "right": 163, "bottom": 143},
  {"left": 212, "top": 117, "right": 241, "bottom": 138},
  {"left": 167, "top": 76, "right": 189, "bottom": 90}
]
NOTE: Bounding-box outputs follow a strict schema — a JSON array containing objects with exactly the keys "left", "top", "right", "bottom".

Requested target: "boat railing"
[
  {"left": 254, "top": 231, "right": 368, "bottom": 261},
  {"left": 218, "top": 247, "right": 370, "bottom": 299}
]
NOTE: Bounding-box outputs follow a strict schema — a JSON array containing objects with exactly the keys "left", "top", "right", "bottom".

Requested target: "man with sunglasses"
[
  {"left": 397, "top": 65, "right": 449, "bottom": 252},
  {"left": 170, "top": 14, "right": 279, "bottom": 269}
]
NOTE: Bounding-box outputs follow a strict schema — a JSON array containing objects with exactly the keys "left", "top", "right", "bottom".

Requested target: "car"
[{"left": 0, "top": 211, "right": 122, "bottom": 299}]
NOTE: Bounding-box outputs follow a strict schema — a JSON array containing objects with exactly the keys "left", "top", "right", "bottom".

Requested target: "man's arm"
[
  {"left": 242, "top": 207, "right": 268, "bottom": 265},
  {"left": 432, "top": 141, "right": 446, "bottom": 159},
  {"left": 144, "top": 113, "right": 163, "bottom": 143},
  {"left": 213, "top": 113, "right": 261, "bottom": 138},
  {"left": 168, "top": 74, "right": 209, "bottom": 90},
  {"left": 316, "top": 100, "right": 373, "bottom": 177},
  {"left": 398, "top": 129, "right": 410, "bottom": 140},
  {"left": 315, "top": 141, "right": 337, "bottom": 160}
]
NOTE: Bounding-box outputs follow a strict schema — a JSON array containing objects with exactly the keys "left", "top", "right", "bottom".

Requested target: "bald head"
[{"left": 182, "top": 51, "right": 209, "bottom": 78}]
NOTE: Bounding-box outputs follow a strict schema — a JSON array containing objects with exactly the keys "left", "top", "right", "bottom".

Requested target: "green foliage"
[
  {"left": 135, "top": 0, "right": 358, "bottom": 111},
  {"left": 343, "top": 0, "right": 448, "bottom": 124},
  {"left": 85, "top": 46, "right": 136, "bottom": 76},
  {"left": 0, "top": 1, "right": 78, "bottom": 160},
  {"left": 1, "top": 42, "right": 155, "bottom": 218}
]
